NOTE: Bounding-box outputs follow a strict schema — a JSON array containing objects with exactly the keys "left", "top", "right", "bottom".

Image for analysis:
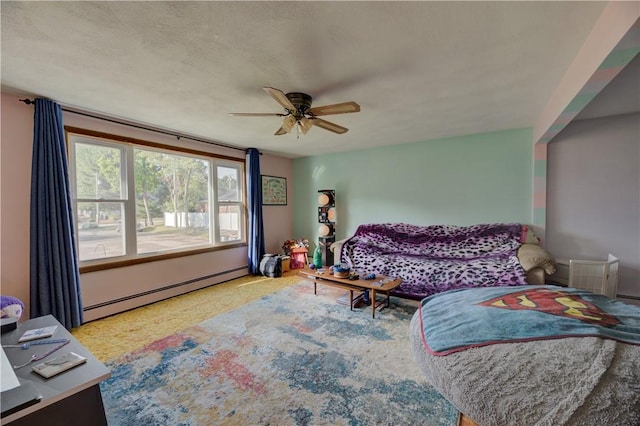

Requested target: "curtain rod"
[{"left": 19, "top": 98, "right": 257, "bottom": 154}]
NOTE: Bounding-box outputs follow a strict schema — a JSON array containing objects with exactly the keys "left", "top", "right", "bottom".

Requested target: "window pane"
[
  {"left": 219, "top": 204, "right": 241, "bottom": 242},
  {"left": 77, "top": 202, "right": 124, "bottom": 261},
  {"left": 69, "top": 128, "right": 246, "bottom": 267},
  {"left": 75, "top": 143, "right": 122, "bottom": 199},
  {"left": 217, "top": 166, "right": 240, "bottom": 201},
  {"left": 134, "top": 148, "right": 211, "bottom": 254}
]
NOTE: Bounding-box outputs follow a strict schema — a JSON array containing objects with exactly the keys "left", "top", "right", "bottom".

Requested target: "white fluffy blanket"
[{"left": 410, "top": 312, "right": 640, "bottom": 425}]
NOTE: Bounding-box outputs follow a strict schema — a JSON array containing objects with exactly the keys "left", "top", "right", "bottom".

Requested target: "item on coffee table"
[{"left": 333, "top": 264, "right": 351, "bottom": 279}]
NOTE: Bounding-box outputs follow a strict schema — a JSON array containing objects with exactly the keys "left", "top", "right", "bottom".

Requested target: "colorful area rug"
[{"left": 100, "top": 281, "right": 458, "bottom": 425}]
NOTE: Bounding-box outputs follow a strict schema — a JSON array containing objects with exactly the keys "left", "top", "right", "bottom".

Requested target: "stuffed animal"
[
  {"left": 0, "top": 295, "right": 24, "bottom": 320},
  {"left": 520, "top": 226, "right": 541, "bottom": 245}
]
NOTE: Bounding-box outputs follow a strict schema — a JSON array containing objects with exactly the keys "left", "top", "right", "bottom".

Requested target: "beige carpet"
[{"left": 72, "top": 272, "right": 300, "bottom": 361}]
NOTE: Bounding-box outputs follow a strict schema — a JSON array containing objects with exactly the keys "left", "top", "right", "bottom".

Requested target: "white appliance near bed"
[
  {"left": 569, "top": 254, "right": 619, "bottom": 298},
  {"left": 550, "top": 254, "right": 619, "bottom": 298}
]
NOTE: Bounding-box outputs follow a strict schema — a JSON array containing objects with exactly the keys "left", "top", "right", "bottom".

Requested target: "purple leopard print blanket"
[{"left": 340, "top": 223, "right": 528, "bottom": 299}]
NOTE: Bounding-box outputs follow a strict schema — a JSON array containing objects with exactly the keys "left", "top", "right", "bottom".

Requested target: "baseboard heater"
[{"left": 83, "top": 266, "right": 249, "bottom": 312}]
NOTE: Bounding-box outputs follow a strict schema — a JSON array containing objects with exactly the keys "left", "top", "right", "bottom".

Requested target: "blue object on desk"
[{"left": 3, "top": 338, "right": 69, "bottom": 350}]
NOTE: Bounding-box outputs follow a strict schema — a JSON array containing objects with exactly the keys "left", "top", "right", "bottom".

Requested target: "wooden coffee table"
[{"left": 298, "top": 268, "right": 402, "bottom": 318}]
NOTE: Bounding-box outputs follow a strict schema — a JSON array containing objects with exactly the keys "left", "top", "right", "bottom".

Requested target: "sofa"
[{"left": 334, "top": 222, "right": 555, "bottom": 300}]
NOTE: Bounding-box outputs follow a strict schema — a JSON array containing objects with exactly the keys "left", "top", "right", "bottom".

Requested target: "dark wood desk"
[{"left": 1, "top": 315, "right": 111, "bottom": 425}]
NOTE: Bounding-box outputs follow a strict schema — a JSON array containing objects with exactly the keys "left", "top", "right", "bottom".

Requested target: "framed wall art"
[{"left": 261, "top": 175, "right": 287, "bottom": 205}]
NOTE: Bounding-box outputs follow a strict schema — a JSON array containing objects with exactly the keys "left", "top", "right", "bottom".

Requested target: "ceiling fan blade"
[
  {"left": 310, "top": 118, "right": 349, "bottom": 134},
  {"left": 263, "top": 87, "right": 296, "bottom": 111},
  {"left": 307, "top": 101, "right": 360, "bottom": 116},
  {"left": 228, "top": 112, "right": 285, "bottom": 117},
  {"left": 275, "top": 115, "right": 296, "bottom": 135}
]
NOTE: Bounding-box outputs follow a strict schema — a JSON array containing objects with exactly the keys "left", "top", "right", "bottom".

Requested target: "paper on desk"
[{"left": 1, "top": 347, "right": 20, "bottom": 392}]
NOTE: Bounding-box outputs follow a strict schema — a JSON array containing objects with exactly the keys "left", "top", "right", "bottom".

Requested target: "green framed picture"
[{"left": 261, "top": 175, "right": 287, "bottom": 205}]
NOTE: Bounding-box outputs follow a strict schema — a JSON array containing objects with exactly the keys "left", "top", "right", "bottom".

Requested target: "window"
[{"left": 67, "top": 128, "right": 246, "bottom": 269}]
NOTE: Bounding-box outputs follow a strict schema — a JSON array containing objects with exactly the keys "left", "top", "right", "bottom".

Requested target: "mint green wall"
[{"left": 292, "top": 127, "right": 533, "bottom": 246}]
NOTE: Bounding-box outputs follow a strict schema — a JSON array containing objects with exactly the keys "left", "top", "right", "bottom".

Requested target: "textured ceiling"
[{"left": 1, "top": 1, "right": 611, "bottom": 158}]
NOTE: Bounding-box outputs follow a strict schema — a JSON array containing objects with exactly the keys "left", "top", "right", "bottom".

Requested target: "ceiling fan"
[{"left": 229, "top": 87, "right": 360, "bottom": 136}]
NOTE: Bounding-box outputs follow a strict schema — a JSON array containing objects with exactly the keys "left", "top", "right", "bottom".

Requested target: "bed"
[{"left": 410, "top": 285, "right": 640, "bottom": 425}]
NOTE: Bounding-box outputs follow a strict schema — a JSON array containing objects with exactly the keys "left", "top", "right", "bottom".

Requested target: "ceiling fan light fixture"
[
  {"left": 282, "top": 115, "right": 296, "bottom": 132},
  {"left": 298, "top": 116, "right": 312, "bottom": 134}
]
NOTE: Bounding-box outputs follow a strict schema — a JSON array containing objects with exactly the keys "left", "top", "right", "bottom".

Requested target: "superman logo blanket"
[{"left": 418, "top": 285, "right": 640, "bottom": 355}]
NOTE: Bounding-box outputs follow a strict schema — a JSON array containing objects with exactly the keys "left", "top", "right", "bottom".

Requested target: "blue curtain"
[
  {"left": 30, "top": 98, "right": 83, "bottom": 329},
  {"left": 246, "top": 148, "right": 265, "bottom": 274}
]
